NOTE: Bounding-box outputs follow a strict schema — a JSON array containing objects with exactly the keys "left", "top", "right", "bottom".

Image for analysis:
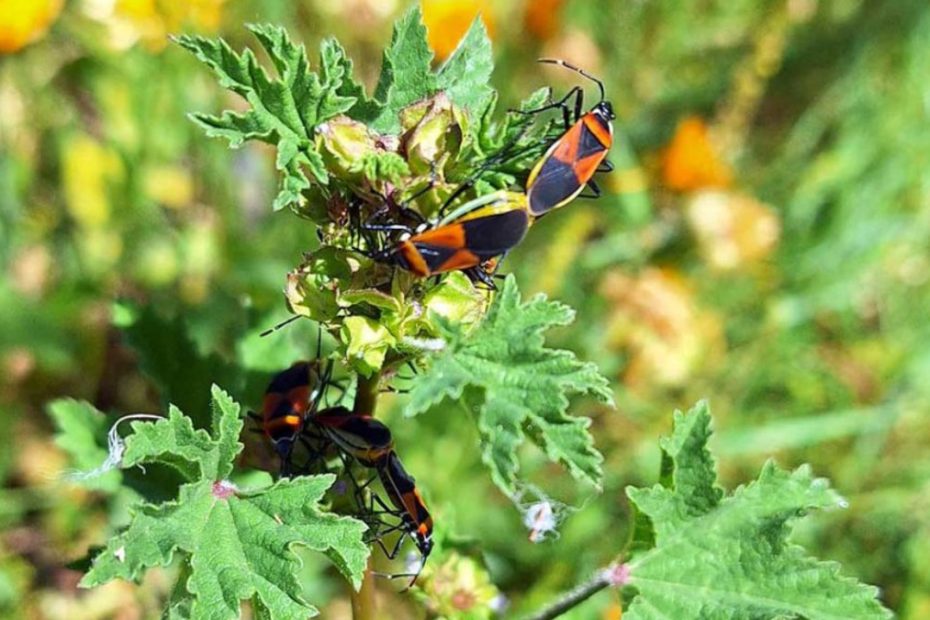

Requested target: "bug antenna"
[
  {"left": 537, "top": 58, "right": 605, "bottom": 103},
  {"left": 260, "top": 315, "right": 301, "bottom": 338}
]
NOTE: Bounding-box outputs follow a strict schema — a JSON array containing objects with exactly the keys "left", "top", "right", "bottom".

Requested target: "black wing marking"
[{"left": 461, "top": 209, "right": 530, "bottom": 258}]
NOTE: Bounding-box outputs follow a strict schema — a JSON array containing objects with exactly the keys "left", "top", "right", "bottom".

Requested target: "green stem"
[
  {"left": 353, "top": 371, "right": 382, "bottom": 416},
  {"left": 522, "top": 564, "right": 626, "bottom": 620},
  {"left": 350, "top": 370, "right": 381, "bottom": 620},
  {"left": 351, "top": 561, "right": 377, "bottom": 620}
]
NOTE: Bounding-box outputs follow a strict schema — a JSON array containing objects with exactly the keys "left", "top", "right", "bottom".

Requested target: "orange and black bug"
[
  {"left": 371, "top": 190, "right": 531, "bottom": 288},
  {"left": 248, "top": 359, "right": 333, "bottom": 476},
  {"left": 309, "top": 406, "right": 394, "bottom": 468},
  {"left": 370, "top": 450, "right": 434, "bottom": 588},
  {"left": 523, "top": 59, "right": 615, "bottom": 216},
  {"left": 306, "top": 414, "right": 431, "bottom": 586}
]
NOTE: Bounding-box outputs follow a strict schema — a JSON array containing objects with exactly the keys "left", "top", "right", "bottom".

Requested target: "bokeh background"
[{"left": 2, "top": 0, "right": 929, "bottom": 618}]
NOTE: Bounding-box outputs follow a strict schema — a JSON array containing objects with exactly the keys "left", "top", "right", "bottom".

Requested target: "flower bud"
[
  {"left": 400, "top": 93, "right": 468, "bottom": 177},
  {"left": 317, "top": 116, "right": 379, "bottom": 180}
]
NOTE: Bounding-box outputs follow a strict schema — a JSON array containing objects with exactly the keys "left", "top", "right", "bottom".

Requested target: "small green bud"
[
  {"left": 317, "top": 116, "right": 379, "bottom": 180},
  {"left": 423, "top": 271, "right": 488, "bottom": 325},
  {"left": 400, "top": 93, "right": 468, "bottom": 177},
  {"left": 341, "top": 316, "right": 397, "bottom": 376},
  {"left": 285, "top": 248, "right": 358, "bottom": 322},
  {"left": 418, "top": 552, "right": 502, "bottom": 619}
]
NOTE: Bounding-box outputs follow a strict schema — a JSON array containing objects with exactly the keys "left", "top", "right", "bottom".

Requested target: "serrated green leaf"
[
  {"left": 49, "top": 399, "right": 121, "bottom": 492},
  {"left": 369, "top": 6, "right": 436, "bottom": 133},
  {"left": 81, "top": 388, "right": 369, "bottom": 619},
  {"left": 405, "top": 276, "right": 612, "bottom": 495},
  {"left": 82, "top": 476, "right": 368, "bottom": 619},
  {"left": 436, "top": 16, "right": 494, "bottom": 118},
  {"left": 178, "top": 25, "right": 352, "bottom": 211},
  {"left": 624, "top": 402, "right": 892, "bottom": 620},
  {"left": 326, "top": 38, "right": 383, "bottom": 123}
]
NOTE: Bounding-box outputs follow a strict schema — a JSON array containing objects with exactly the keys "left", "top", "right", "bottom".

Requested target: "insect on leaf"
[{"left": 80, "top": 386, "right": 369, "bottom": 620}]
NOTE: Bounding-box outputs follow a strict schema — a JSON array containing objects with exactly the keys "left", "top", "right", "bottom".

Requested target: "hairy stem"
[
  {"left": 522, "top": 564, "right": 626, "bottom": 620},
  {"left": 350, "top": 371, "right": 382, "bottom": 620}
]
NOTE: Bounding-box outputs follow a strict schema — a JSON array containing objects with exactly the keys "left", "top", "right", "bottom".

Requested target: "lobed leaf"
[
  {"left": 435, "top": 16, "right": 495, "bottom": 121},
  {"left": 178, "top": 25, "right": 363, "bottom": 210},
  {"left": 405, "top": 276, "right": 613, "bottom": 496},
  {"left": 624, "top": 402, "right": 892, "bottom": 620},
  {"left": 81, "top": 388, "right": 369, "bottom": 619},
  {"left": 369, "top": 6, "right": 436, "bottom": 133}
]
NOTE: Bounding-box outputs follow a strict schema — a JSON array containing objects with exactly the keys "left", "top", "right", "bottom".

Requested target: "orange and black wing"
[
  {"left": 408, "top": 208, "right": 530, "bottom": 276},
  {"left": 379, "top": 452, "right": 433, "bottom": 532},
  {"left": 526, "top": 114, "right": 612, "bottom": 216},
  {"left": 313, "top": 406, "right": 394, "bottom": 465},
  {"left": 261, "top": 361, "right": 314, "bottom": 441}
]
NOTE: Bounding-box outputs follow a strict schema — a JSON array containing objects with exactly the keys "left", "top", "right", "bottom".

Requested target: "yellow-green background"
[{"left": 1, "top": 0, "right": 928, "bottom": 618}]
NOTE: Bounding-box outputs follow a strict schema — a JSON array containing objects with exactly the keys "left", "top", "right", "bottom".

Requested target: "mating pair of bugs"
[
  {"left": 249, "top": 359, "right": 433, "bottom": 588},
  {"left": 363, "top": 59, "right": 615, "bottom": 287}
]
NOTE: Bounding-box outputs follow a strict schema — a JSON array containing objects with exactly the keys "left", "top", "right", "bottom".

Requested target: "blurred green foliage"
[{"left": 1, "top": 0, "right": 929, "bottom": 618}]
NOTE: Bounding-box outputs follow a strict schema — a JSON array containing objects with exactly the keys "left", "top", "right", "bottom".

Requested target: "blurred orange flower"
[
  {"left": 0, "top": 0, "right": 63, "bottom": 53},
  {"left": 661, "top": 116, "right": 733, "bottom": 192},
  {"left": 686, "top": 190, "right": 780, "bottom": 270},
  {"left": 600, "top": 267, "right": 723, "bottom": 391},
  {"left": 422, "top": 0, "right": 495, "bottom": 60},
  {"left": 524, "top": 0, "right": 565, "bottom": 41}
]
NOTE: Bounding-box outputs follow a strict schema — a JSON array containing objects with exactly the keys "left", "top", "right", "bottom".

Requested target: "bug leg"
[
  {"left": 577, "top": 179, "right": 602, "bottom": 199},
  {"left": 571, "top": 86, "right": 584, "bottom": 125},
  {"left": 597, "top": 159, "right": 614, "bottom": 173}
]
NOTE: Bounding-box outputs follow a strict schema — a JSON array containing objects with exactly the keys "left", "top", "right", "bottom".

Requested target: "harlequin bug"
[{"left": 523, "top": 59, "right": 615, "bottom": 216}]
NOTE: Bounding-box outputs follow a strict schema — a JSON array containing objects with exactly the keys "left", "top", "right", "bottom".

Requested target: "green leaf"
[
  {"left": 81, "top": 387, "right": 369, "bottom": 619},
  {"left": 436, "top": 16, "right": 494, "bottom": 119},
  {"left": 369, "top": 6, "right": 436, "bottom": 133},
  {"left": 326, "top": 38, "right": 383, "bottom": 123},
  {"left": 178, "top": 25, "right": 356, "bottom": 210},
  {"left": 624, "top": 402, "right": 893, "bottom": 620},
  {"left": 49, "top": 399, "right": 121, "bottom": 492},
  {"left": 405, "top": 276, "right": 612, "bottom": 495}
]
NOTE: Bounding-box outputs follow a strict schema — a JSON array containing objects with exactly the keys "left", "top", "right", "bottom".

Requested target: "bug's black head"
[
  {"left": 594, "top": 100, "right": 615, "bottom": 121},
  {"left": 416, "top": 528, "right": 433, "bottom": 558}
]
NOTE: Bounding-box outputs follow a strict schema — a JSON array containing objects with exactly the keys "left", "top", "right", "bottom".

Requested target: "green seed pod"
[
  {"left": 316, "top": 116, "right": 379, "bottom": 181},
  {"left": 400, "top": 92, "right": 468, "bottom": 177}
]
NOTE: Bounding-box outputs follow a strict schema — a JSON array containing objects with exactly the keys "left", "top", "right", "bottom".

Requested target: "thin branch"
[{"left": 522, "top": 564, "right": 629, "bottom": 620}]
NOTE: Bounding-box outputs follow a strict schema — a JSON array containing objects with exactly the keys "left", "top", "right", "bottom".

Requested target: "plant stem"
[
  {"left": 351, "top": 561, "right": 377, "bottom": 620},
  {"left": 350, "top": 370, "right": 382, "bottom": 620},
  {"left": 522, "top": 564, "right": 627, "bottom": 620},
  {"left": 354, "top": 371, "right": 382, "bottom": 416}
]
